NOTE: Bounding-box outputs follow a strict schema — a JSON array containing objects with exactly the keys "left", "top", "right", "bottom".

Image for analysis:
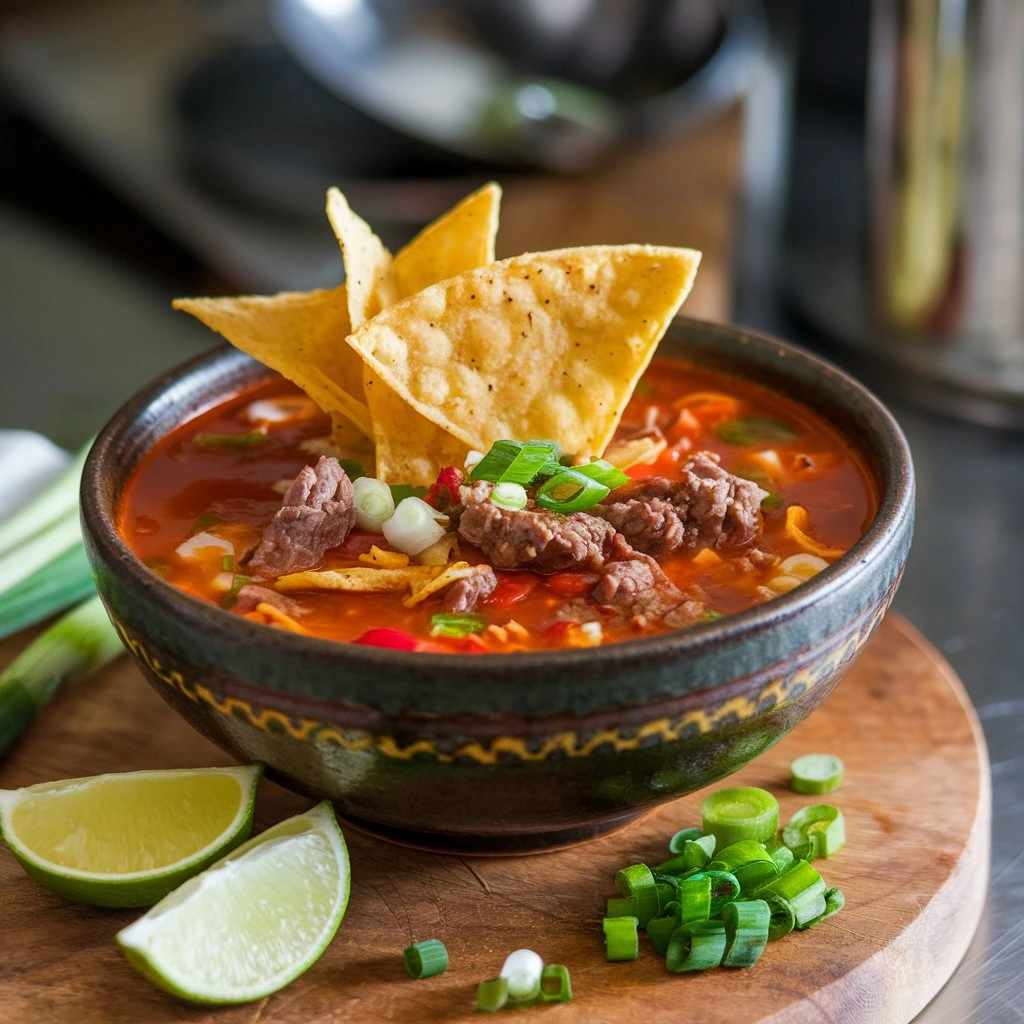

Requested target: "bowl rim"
[{"left": 81, "top": 316, "right": 914, "bottom": 681}]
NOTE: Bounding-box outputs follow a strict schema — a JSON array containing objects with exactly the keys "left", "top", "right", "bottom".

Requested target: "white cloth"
[{"left": 0, "top": 431, "right": 70, "bottom": 522}]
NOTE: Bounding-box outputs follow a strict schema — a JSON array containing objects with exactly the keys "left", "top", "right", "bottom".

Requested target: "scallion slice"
[
  {"left": 606, "top": 895, "right": 639, "bottom": 918},
  {"left": 665, "top": 920, "right": 727, "bottom": 972},
  {"left": 757, "top": 860, "right": 827, "bottom": 928},
  {"left": 656, "top": 833, "right": 716, "bottom": 874},
  {"left": 701, "top": 786, "right": 779, "bottom": 848},
  {"left": 500, "top": 949, "right": 544, "bottom": 1002},
  {"left": 806, "top": 887, "right": 845, "bottom": 928},
  {"left": 685, "top": 870, "right": 741, "bottom": 915},
  {"left": 573, "top": 458, "right": 629, "bottom": 489},
  {"left": 720, "top": 899, "right": 770, "bottom": 968},
  {"left": 763, "top": 893, "right": 796, "bottom": 940},
  {"left": 429, "top": 612, "right": 487, "bottom": 638},
  {"left": 678, "top": 874, "right": 712, "bottom": 923},
  {"left": 470, "top": 440, "right": 525, "bottom": 482},
  {"left": 353, "top": 477, "right": 395, "bottom": 532},
  {"left": 534, "top": 469, "right": 609, "bottom": 514},
  {"left": 193, "top": 431, "right": 267, "bottom": 450},
  {"left": 715, "top": 417, "right": 798, "bottom": 446},
  {"left": 476, "top": 977, "right": 509, "bottom": 1012},
  {"left": 789, "top": 753, "right": 845, "bottom": 794},
  {"left": 402, "top": 939, "right": 448, "bottom": 979},
  {"left": 539, "top": 965, "right": 572, "bottom": 1003},
  {"left": 668, "top": 826, "right": 705, "bottom": 854},
  {"left": 499, "top": 441, "right": 562, "bottom": 485},
  {"left": 603, "top": 916, "right": 639, "bottom": 961},
  {"left": 770, "top": 845, "right": 795, "bottom": 874},
  {"left": 382, "top": 497, "right": 447, "bottom": 555},
  {"left": 490, "top": 482, "right": 528, "bottom": 511},
  {"left": 708, "top": 840, "right": 778, "bottom": 894},
  {"left": 646, "top": 902, "right": 682, "bottom": 956},
  {"left": 339, "top": 458, "right": 366, "bottom": 481},
  {"left": 782, "top": 804, "right": 846, "bottom": 860},
  {"left": 614, "top": 863, "right": 660, "bottom": 925}
]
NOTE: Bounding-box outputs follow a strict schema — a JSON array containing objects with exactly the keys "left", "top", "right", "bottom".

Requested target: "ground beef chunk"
[
  {"left": 443, "top": 565, "right": 498, "bottom": 613},
  {"left": 457, "top": 481, "right": 632, "bottom": 572},
  {"left": 246, "top": 456, "right": 355, "bottom": 577},
  {"left": 601, "top": 452, "right": 765, "bottom": 556},
  {"left": 233, "top": 584, "right": 300, "bottom": 616},
  {"left": 593, "top": 555, "right": 705, "bottom": 629}
]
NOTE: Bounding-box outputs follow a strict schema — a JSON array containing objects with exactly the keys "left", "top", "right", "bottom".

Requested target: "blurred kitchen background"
[{"left": 0, "top": 1, "right": 1021, "bottom": 1019}]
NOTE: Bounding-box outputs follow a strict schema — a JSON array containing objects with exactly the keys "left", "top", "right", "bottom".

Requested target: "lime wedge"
[
  {"left": 116, "top": 801, "right": 350, "bottom": 1005},
  {"left": 0, "top": 764, "right": 261, "bottom": 907}
]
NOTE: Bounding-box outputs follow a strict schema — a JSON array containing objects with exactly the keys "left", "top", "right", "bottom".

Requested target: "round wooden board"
[{"left": 0, "top": 614, "right": 989, "bottom": 1024}]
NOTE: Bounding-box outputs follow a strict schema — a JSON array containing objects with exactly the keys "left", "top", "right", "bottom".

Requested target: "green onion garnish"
[
  {"left": 657, "top": 833, "right": 716, "bottom": 873},
  {"left": 806, "top": 887, "right": 845, "bottom": 928},
  {"left": 668, "top": 826, "right": 705, "bottom": 853},
  {"left": 221, "top": 554, "right": 234, "bottom": 573},
  {"left": 221, "top": 574, "right": 252, "bottom": 610},
  {"left": 720, "top": 899, "right": 770, "bottom": 968},
  {"left": 678, "top": 874, "right": 712, "bottom": 923},
  {"left": 603, "top": 916, "right": 639, "bottom": 961},
  {"left": 353, "top": 477, "right": 396, "bottom": 532},
  {"left": 665, "top": 920, "right": 727, "bottom": 972},
  {"left": 501, "top": 441, "right": 562, "bottom": 485},
  {"left": 701, "top": 786, "right": 779, "bottom": 848},
  {"left": 534, "top": 469, "right": 609, "bottom": 514},
  {"left": 789, "top": 753, "right": 844, "bottom": 794},
  {"left": 469, "top": 440, "right": 525, "bottom": 482},
  {"left": 490, "top": 482, "right": 528, "bottom": 511},
  {"left": 708, "top": 840, "right": 778, "bottom": 894},
  {"left": 646, "top": 902, "right": 682, "bottom": 955},
  {"left": 429, "top": 612, "right": 487, "bottom": 639},
  {"left": 573, "top": 458, "right": 629, "bottom": 489},
  {"left": 539, "top": 965, "right": 572, "bottom": 1003},
  {"left": 715, "top": 417, "right": 798, "bottom": 446},
  {"left": 193, "top": 432, "right": 267, "bottom": 450},
  {"left": 761, "top": 491, "right": 784, "bottom": 511},
  {"left": 757, "top": 860, "right": 827, "bottom": 928},
  {"left": 388, "top": 483, "right": 429, "bottom": 504},
  {"left": 339, "top": 458, "right": 366, "bottom": 481},
  {"left": 402, "top": 939, "right": 448, "bottom": 979},
  {"left": 188, "top": 511, "right": 224, "bottom": 536},
  {"left": 782, "top": 804, "right": 846, "bottom": 860},
  {"left": 476, "top": 977, "right": 509, "bottom": 1012},
  {"left": 685, "top": 870, "right": 741, "bottom": 915}
]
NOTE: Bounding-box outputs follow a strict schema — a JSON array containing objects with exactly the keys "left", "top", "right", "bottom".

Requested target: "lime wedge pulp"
[
  {"left": 0, "top": 764, "right": 262, "bottom": 907},
  {"left": 116, "top": 801, "right": 350, "bottom": 1005}
]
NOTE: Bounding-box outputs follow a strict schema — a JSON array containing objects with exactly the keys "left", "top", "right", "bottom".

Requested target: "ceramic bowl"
[{"left": 80, "top": 319, "right": 914, "bottom": 854}]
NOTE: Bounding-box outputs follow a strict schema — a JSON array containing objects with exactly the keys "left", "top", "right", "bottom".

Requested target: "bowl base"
[{"left": 334, "top": 806, "right": 650, "bottom": 856}]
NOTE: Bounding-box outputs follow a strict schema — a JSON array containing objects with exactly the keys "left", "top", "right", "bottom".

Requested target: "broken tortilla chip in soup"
[
  {"left": 344, "top": 245, "right": 702, "bottom": 459},
  {"left": 172, "top": 287, "right": 373, "bottom": 443}
]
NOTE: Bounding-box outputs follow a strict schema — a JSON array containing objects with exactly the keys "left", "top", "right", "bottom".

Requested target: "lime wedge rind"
[
  {"left": 0, "top": 764, "right": 262, "bottom": 907},
  {"left": 116, "top": 801, "right": 350, "bottom": 1005}
]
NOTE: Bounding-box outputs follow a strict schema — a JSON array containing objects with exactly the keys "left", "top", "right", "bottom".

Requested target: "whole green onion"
[
  {"left": 0, "top": 543, "right": 94, "bottom": 642},
  {"left": 0, "top": 510, "right": 81, "bottom": 597},
  {"left": 402, "top": 939, "right": 448, "bottom": 979},
  {"left": 534, "top": 469, "right": 609, "bottom": 514},
  {"left": 665, "top": 920, "right": 727, "bottom": 972}
]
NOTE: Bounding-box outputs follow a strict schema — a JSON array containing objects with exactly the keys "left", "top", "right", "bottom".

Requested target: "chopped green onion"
[
  {"left": 573, "top": 458, "right": 629, "bottom": 489},
  {"left": 715, "top": 417, "right": 798, "bottom": 446},
  {"left": 429, "top": 612, "right": 487, "bottom": 638},
  {"left": 782, "top": 804, "right": 846, "bottom": 860},
  {"left": 757, "top": 860, "right": 827, "bottom": 928},
  {"left": 646, "top": 903, "right": 682, "bottom": 955},
  {"left": 498, "top": 441, "right": 562, "bottom": 485},
  {"left": 476, "top": 977, "right": 509, "bottom": 1012},
  {"left": 614, "top": 863, "right": 659, "bottom": 925},
  {"left": 668, "top": 826, "right": 705, "bottom": 853},
  {"left": 603, "top": 916, "right": 639, "bottom": 961},
  {"left": 708, "top": 840, "right": 778, "bottom": 894},
  {"left": 665, "top": 920, "right": 727, "bottom": 972},
  {"left": 0, "top": 595, "right": 122, "bottom": 757},
  {"left": 500, "top": 948, "right": 544, "bottom": 1002},
  {"left": 806, "top": 887, "right": 845, "bottom": 928},
  {"left": 606, "top": 895, "right": 639, "bottom": 918},
  {"left": 388, "top": 483, "right": 429, "bottom": 504},
  {"left": 352, "top": 477, "right": 396, "bottom": 532},
  {"left": 789, "top": 753, "right": 844, "bottom": 794},
  {"left": 535, "top": 469, "right": 609, "bottom": 514},
  {"left": 0, "top": 543, "right": 94, "bottom": 642},
  {"left": 761, "top": 491, "right": 784, "bottom": 511},
  {"left": 770, "top": 845, "right": 795, "bottom": 874},
  {"left": 657, "top": 833, "right": 716, "bottom": 874},
  {"left": 702, "top": 609, "right": 724, "bottom": 620},
  {"left": 469, "top": 440, "right": 526, "bottom": 483},
  {"left": 0, "top": 440, "right": 88, "bottom": 561},
  {"left": 193, "top": 431, "right": 267, "bottom": 450},
  {"left": 382, "top": 497, "right": 448, "bottom": 555},
  {"left": 489, "top": 482, "right": 528, "bottom": 511},
  {"left": 678, "top": 875, "right": 712, "bottom": 923},
  {"left": 701, "top": 786, "right": 779, "bottom": 848},
  {"left": 188, "top": 511, "right": 224, "bottom": 536},
  {"left": 720, "top": 900, "right": 770, "bottom": 968},
  {"left": 685, "top": 871, "right": 741, "bottom": 915},
  {"left": 654, "top": 878, "right": 680, "bottom": 906},
  {"left": 221, "top": 554, "right": 234, "bottom": 572},
  {"left": 402, "top": 939, "right": 448, "bottom": 979},
  {"left": 221, "top": 574, "right": 252, "bottom": 610},
  {"left": 339, "top": 458, "right": 366, "bottom": 481},
  {"left": 763, "top": 893, "right": 796, "bottom": 940},
  {"left": 539, "top": 965, "right": 572, "bottom": 1003}
]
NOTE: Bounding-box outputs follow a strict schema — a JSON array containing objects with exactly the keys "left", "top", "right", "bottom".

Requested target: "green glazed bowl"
[{"left": 80, "top": 318, "right": 914, "bottom": 854}]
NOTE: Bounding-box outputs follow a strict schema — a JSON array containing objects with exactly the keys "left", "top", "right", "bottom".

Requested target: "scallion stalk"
[
  {"left": 0, "top": 510, "right": 82, "bottom": 597},
  {"left": 0, "top": 595, "right": 123, "bottom": 757},
  {"left": 0, "top": 543, "right": 94, "bottom": 641}
]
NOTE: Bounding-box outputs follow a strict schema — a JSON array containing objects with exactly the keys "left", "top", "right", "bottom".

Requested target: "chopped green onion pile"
[{"left": 601, "top": 781, "right": 845, "bottom": 975}]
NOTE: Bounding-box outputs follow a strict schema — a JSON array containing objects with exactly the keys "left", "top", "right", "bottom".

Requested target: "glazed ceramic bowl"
[{"left": 80, "top": 319, "right": 914, "bottom": 854}]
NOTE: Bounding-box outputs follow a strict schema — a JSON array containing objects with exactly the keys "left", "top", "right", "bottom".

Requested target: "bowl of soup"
[{"left": 80, "top": 318, "right": 913, "bottom": 853}]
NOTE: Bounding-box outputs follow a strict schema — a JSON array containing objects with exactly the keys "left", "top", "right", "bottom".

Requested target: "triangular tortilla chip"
[
  {"left": 172, "top": 288, "right": 373, "bottom": 444},
  {"left": 344, "top": 245, "right": 702, "bottom": 458},
  {"left": 325, "top": 188, "right": 394, "bottom": 327}
]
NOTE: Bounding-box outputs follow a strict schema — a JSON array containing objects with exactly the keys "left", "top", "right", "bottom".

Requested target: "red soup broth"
[{"left": 118, "top": 357, "right": 878, "bottom": 651}]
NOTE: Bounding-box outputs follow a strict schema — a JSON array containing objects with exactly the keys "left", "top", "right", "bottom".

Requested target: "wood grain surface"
[{"left": 0, "top": 614, "right": 989, "bottom": 1024}]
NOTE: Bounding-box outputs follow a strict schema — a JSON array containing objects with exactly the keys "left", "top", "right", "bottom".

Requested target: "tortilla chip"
[
  {"left": 275, "top": 566, "right": 442, "bottom": 593},
  {"left": 326, "top": 189, "right": 395, "bottom": 326},
  {"left": 172, "top": 287, "right": 373, "bottom": 440},
  {"left": 344, "top": 245, "right": 701, "bottom": 458},
  {"left": 358, "top": 545, "right": 411, "bottom": 569},
  {"left": 401, "top": 561, "right": 479, "bottom": 608}
]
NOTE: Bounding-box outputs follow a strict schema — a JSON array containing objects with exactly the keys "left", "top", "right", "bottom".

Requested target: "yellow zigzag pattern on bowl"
[{"left": 111, "top": 601, "right": 884, "bottom": 765}]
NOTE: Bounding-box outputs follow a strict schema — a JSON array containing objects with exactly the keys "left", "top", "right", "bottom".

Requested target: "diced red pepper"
[
  {"left": 353, "top": 627, "right": 420, "bottom": 651},
  {"left": 423, "top": 466, "right": 463, "bottom": 511},
  {"left": 544, "top": 571, "right": 600, "bottom": 597},
  {"left": 484, "top": 574, "right": 539, "bottom": 608},
  {"left": 543, "top": 620, "right": 573, "bottom": 642}
]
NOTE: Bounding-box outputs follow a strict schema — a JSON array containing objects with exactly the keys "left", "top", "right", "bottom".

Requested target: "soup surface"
[{"left": 119, "top": 357, "right": 876, "bottom": 652}]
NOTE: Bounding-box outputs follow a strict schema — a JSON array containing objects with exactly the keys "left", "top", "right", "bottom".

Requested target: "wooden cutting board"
[{"left": 0, "top": 614, "right": 989, "bottom": 1024}]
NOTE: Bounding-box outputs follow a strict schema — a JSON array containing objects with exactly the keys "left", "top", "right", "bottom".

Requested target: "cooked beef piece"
[
  {"left": 735, "top": 547, "right": 778, "bottom": 574},
  {"left": 601, "top": 452, "right": 765, "bottom": 556},
  {"left": 246, "top": 456, "right": 356, "bottom": 577},
  {"left": 233, "top": 584, "right": 300, "bottom": 616},
  {"left": 592, "top": 555, "right": 704, "bottom": 628},
  {"left": 443, "top": 565, "right": 498, "bottom": 613},
  {"left": 457, "top": 481, "right": 633, "bottom": 572}
]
